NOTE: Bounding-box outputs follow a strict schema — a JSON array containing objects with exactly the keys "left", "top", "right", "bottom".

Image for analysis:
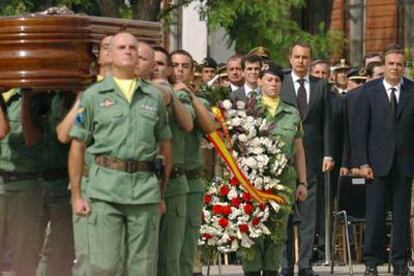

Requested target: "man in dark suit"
[
  {"left": 280, "top": 41, "right": 333, "bottom": 276},
  {"left": 230, "top": 54, "right": 262, "bottom": 101},
  {"left": 354, "top": 45, "right": 414, "bottom": 276}
]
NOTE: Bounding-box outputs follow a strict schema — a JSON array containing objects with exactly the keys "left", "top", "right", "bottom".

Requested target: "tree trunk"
[
  {"left": 96, "top": 0, "right": 121, "bottom": 18},
  {"left": 133, "top": 0, "right": 161, "bottom": 21}
]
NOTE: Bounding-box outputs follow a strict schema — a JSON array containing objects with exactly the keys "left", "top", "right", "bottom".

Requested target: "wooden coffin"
[{"left": 0, "top": 15, "right": 162, "bottom": 91}]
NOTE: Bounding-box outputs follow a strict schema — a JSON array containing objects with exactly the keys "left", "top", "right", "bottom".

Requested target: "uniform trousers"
[
  {"left": 87, "top": 199, "right": 160, "bottom": 276},
  {"left": 180, "top": 186, "right": 204, "bottom": 276},
  {"left": 158, "top": 176, "right": 188, "bottom": 276}
]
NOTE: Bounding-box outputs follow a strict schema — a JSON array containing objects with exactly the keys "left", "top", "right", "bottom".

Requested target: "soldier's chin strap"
[{"left": 207, "top": 106, "right": 285, "bottom": 206}]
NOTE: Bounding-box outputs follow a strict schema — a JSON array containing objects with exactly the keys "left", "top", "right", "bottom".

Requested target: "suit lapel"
[
  {"left": 376, "top": 82, "right": 394, "bottom": 121},
  {"left": 305, "top": 77, "right": 318, "bottom": 119},
  {"left": 281, "top": 74, "right": 297, "bottom": 107},
  {"left": 396, "top": 81, "right": 412, "bottom": 120}
]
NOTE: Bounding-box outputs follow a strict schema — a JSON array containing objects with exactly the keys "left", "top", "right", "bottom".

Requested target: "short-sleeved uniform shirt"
[
  {"left": 70, "top": 77, "right": 172, "bottom": 204},
  {"left": 260, "top": 99, "right": 303, "bottom": 184},
  {"left": 183, "top": 96, "right": 210, "bottom": 193},
  {"left": 164, "top": 88, "right": 195, "bottom": 197},
  {"left": 0, "top": 89, "right": 48, "bottom": 190}
]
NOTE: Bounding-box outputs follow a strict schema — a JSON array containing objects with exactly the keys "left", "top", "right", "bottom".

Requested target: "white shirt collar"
[
  {"left": 291, "top": 71, "right": 310, "bottom": 84},
  {"left": 383, "top": 78, "right": 402, "bottom": 92},
  {"left": 230, "top": 83, "right": 240, "bottom": 92},
  {"left": 244, "top": 83, "right": 260, "bottom": 95}
]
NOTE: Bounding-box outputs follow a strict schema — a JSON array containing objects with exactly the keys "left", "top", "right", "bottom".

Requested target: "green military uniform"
[
  {"left": 0, "top": 89, "right": 49, "bottom": 276},
  {"left": 37, "top": 93, "right": 74, "bottom": 276},
  {"left": 158, "top": 88, "right": 194, "bottom": 276},
  {"left": 180, "top": 96, "right": 210, "bottom": 276},
  {"left": 72, "top": 76, "right": 105, "bottom": 276},
  {"left": 70, "top": 77, "right": 171, "bottom": 275},
  {"left": 242, "top": 99, "right": 302, "bottom": 274}
]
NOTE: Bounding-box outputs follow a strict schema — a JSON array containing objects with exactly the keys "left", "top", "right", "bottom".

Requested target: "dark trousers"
[
  {"left": 363, "top": 164, "right": 412, "bottom": 267},
  {"left": 282, "top": 168, "right": 322, "bottom": 269}
]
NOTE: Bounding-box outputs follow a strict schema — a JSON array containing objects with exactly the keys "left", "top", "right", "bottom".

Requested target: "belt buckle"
[{"left": 125, "top": 160, "right": 135, "bottom": 173}]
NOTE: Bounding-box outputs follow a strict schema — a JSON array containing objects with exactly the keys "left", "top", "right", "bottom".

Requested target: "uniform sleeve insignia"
[
  {"left": 100, "top": 98, "right": 115, "bottom": 108},
  {"left": 75, "top": 107, "right": 85, "bottom": 125}
]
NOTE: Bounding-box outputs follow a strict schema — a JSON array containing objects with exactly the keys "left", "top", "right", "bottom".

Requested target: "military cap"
[
  {"left": 201, "top": 57, "right": 218, "bottom": 69},
  {"left": 193, "top": 61, "right": 202, "bottom": 77},
  {"left": 248, "top": 46, "right": 270, "bottom": 58},
  {"left": 333, "top": 58, "right": 350, "bottom": 72},
  {"left": 260, "top": 61, "right": 284, "bottom": 81},
  {"left": 217, "top": 64, "right": 228, "bottom": 78},
  {"left": 347, "top": 67, "right": 368, "bottom": 81}
]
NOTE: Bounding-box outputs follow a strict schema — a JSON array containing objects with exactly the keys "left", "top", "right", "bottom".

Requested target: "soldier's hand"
[
  {"left": 322, "top": 159, "right": 334, "bottom": 172},
  {"left": 295, "top": 184, "right": 308, "bottom": 202},
  {"left": 359, "top": 166, "right": 374, "bottom": 180},
  {"left": 72, "top": 196, "right": 91, "bottom": 217},
  {"left": 159, "top": 199, "right": 167, "bottom": 214},
  {"left": 173, "top": 82, "right": 192, "bottom": 93},
  {"left": 339, "top": 167, "right": 349, "bottom": 176}
]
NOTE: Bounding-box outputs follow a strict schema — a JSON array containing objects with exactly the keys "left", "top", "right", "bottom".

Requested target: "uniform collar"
[{"left": 98, "top": 77, "right": 151, "bottom": 95}]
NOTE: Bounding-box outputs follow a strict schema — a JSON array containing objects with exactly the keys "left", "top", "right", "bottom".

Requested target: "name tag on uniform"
[{"left": 141, "top": 104, "right": 157, "bottom": 112}]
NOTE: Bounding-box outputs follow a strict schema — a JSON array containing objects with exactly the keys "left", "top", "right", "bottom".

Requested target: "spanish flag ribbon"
[{"left": 207, "top": 107, "right": 285, "bottom": 205}]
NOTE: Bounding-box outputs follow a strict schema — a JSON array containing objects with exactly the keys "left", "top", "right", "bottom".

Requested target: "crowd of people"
[{"left": 0, "top": 30, "right": 413, "bottom": 276}]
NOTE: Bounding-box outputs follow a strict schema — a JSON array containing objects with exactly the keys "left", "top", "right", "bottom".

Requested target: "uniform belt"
[
  {"left": 95, "top": 156, "right": 155, "bottom": 173},
  {"left": 169, "top": 167, "right": 185, "bottom": 179},
  {"left": 0, "top": 168, "right": 68, "bottom": 183},
  {"left": 185, "top": 168, "right": 203, "bottom": 180}
]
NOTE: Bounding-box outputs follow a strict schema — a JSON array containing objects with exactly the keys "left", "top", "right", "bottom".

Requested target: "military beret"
[{"left": 201, "top": 57, "right": 218, "bottom": 69}]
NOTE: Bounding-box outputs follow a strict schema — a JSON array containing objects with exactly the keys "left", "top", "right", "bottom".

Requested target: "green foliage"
[
  {"left": 199, "top": 0, "right": 344, "bottom": 65},
  {"left": 0, "top": 0, "right": 101, "bottom": 16}
]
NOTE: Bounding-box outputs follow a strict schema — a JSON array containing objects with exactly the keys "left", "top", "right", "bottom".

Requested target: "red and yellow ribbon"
[{"left": 207, "top": 107, "right": 285, "bottom": 205}]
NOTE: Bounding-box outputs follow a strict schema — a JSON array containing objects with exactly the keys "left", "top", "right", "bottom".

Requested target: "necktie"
[
  {"left": 390, "top": 87, "right": 398, "bottom": 119},
  {"left": 297, "top": 79, "right": 307, "bottom": 119},
  {"left": 248, "top": 90, "right": 257, "bottom": 99},
  {"left": 341, "top": 91, "right": 346, "bottom": 96}
]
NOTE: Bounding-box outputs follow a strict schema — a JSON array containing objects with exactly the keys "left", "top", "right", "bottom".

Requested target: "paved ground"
[{"left": 201, "top": 264, "right": 395, "bottom": 275}]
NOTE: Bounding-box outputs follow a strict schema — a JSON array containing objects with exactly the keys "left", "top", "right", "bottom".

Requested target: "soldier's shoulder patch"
[{"left": 75, "top": 106, "right": 85, "bottom": 125}]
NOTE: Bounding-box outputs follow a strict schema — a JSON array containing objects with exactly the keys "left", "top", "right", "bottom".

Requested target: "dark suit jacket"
[
  {"left": 354, "top": 77, "right": 414, "bottom": 177},
  {"left": 230, "top": 86, "right": 247, "bottom": 101},
  {"left": 331, "top": 91, "right": 345, "bottom": 166},
  {"left": 280, "top": 74, "right": 333, "bottom": 169},
  {"left": 341, "top": 86, "right": 362, "bottom": 169}
]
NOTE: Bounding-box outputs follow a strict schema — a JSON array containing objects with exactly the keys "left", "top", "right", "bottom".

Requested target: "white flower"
[
  {"left": 238, "top": 134, "right": 248, "bottom": 142},
  {"left": 236, "top": 101, "right": 245, "bottom": 110},
  {"left": 222, "top": 100, "right": 233, "bottom": 110},
  {"left": 244, "top": 157, "right": 257, "bottom": 169},
  {"left": 227, "top": 188, "right": 238, "bottom": 200},
  {"left": 231, "top": 117, "right": 242, "bottom": 127}
]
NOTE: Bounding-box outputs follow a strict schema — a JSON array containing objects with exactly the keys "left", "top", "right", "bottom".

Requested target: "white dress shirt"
[
  {"left": 291, "top": 71, "right": 310, "bottom": 104},
  {"left": 383, "top": 78, "right": 402, "bottom": 103},
  {"left": 230, "top": 83, "right": 241, "bottom": 92},
  {"left": 243, "top": 83, "right": 260, "bottom": 98}
]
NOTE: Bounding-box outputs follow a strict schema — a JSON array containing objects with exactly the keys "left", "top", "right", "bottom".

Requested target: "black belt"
[
  {"left": 0, "top": 168, "right": 68, "bottom": 183},
  {"left": 170, "top": 167, "right": 185, "bottom": 179},
  {"left": 185, "top": 168, "right": 203, "bottom": 180},
  {"left": 95, "top": 156, "right": 155, "bottom": 173}
]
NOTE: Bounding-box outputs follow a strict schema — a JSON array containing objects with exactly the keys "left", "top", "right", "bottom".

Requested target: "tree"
[{"left": 199, "top": 0, "right": 344, "bottom": 65}]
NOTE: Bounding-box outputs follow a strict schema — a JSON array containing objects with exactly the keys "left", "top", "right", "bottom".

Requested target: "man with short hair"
[
  {"left": 366, "top": 61, "right": 384, "bottom": 81},
  {"left": 136, "top": 41, "right": 155, "bottom": 80},
  {"left": 280, "top": 41, "right": 333, "bottom": 276},
  {"left": 231, "top": 54, "right": 262, "bottom": 101},
  {"left": 362, "top": 52, "right": 382, "bottom": 68},
  {"left": 153, "top": 46, "right": 171, "bottom": 81},
  {"left": 69, "top": 32, "right": 172, "bottom": 275},
  {"left": 310, "top": 59, "right": 330, "bottom": 80},
  {"left": 355, "top": 45, "right": 414, "bottom": 276},
  {"left": 226, "top": 55, "right": 244, "bottom": 92}
]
